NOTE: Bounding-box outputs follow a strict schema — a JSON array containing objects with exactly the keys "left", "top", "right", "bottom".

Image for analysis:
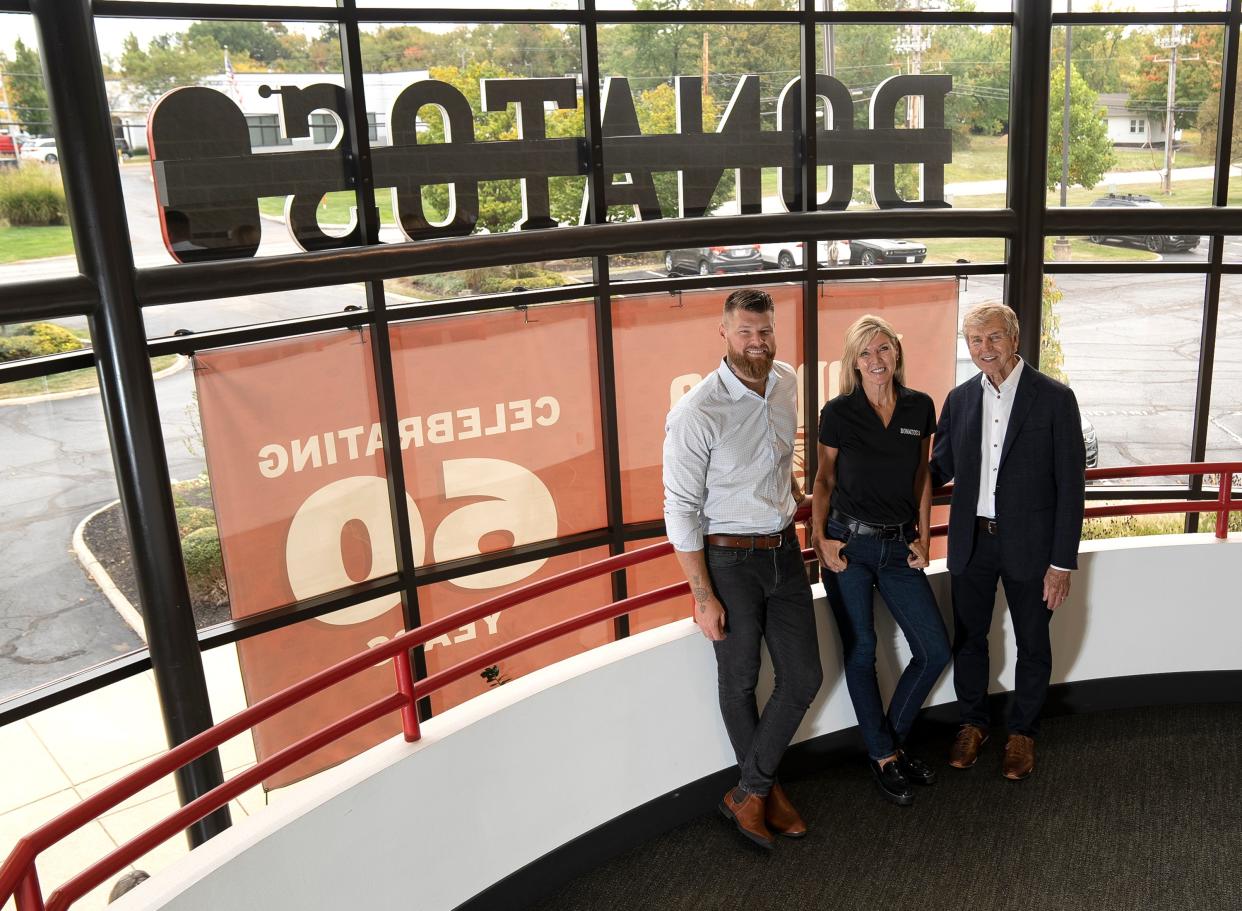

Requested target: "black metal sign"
[{"left": 149, "top": 73, "right": 952, "bottom": 262}]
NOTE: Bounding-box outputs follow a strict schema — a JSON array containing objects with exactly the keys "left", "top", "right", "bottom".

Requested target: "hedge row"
[{"left": 0, "top": 165, "right": 66, "bottom": 226}]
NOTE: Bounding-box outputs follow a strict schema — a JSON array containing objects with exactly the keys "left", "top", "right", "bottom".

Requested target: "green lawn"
[
  {"left": 258, "top": 192, "right": 403, "bottom": 226},
  {"left": 0, "top": 354, "right": 180, "bottom": 401},
  {"left": 0, "top": 225, "right": 74, "bottom": 263}
]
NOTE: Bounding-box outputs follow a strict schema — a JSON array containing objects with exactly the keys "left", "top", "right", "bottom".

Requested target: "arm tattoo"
[{"left": 690, "top": 573, "right": 712, "bottom": 608}]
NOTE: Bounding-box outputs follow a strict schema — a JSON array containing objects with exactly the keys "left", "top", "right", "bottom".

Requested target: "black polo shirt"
[{"left": 818, "top": 383, "right": 936, "bottom": 526}]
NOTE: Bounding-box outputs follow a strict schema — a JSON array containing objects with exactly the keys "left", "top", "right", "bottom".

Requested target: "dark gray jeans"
[{"left": 706, "top": 534, "right": 823, "bottom": 796}]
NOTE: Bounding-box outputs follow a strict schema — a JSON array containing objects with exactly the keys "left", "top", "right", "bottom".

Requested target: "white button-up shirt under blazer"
[
  {"left": 976, "top": 356, "right": 1025, "bottom": 520},
  {"left": 662, "top": 358, "right": 799, "bottom": 552}
]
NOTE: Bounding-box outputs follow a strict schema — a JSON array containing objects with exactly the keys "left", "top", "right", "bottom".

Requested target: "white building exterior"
[
  {"left": 1098, "top": 91, "right": 1179, "bottom": 148},
  {"left": 105, "top": 70, "right": 430, "bottom": 152}
]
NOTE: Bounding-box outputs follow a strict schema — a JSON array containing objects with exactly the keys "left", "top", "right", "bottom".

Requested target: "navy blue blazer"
[{"left": 931, "top": 365, "right": 1086, "bottom": 581}]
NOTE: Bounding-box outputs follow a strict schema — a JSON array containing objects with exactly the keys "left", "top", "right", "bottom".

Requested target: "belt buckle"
[
  {"left": 984, "top": 518, "right": 998, "bottom": 535},
  {"left": 880, "top": 525, "right": 900, "bottom": 541}
]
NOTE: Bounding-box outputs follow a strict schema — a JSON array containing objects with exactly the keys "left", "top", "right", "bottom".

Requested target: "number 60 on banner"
[{"left": 284, "top": 458, "right": 557, "bottom": 627}]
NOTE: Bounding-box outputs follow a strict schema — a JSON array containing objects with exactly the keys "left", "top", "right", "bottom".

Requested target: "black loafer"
[
  {"left": 870, "top": 759, "right": 914, "bottom": 806},
  {"left": 897, "top": 751, "right": 937, "bottom": 786}
]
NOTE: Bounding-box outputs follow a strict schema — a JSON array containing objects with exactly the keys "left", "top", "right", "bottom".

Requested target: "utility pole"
[
  {"left": 1053, "top": 1, "right": 1073, "bottom": 260},
  {"left": 822, "top": 0, "right": 834, "bottom": 78},
  {"left": 1156, "top": 3, "right": 1195, "bottom": 194},
  {"left": 702, "top": 30, "right": 710, "bottom": 114}
]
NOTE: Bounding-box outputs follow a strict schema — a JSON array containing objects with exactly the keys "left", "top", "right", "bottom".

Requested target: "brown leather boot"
[
  {"left": 719, "top": 786, "right": 775, "bottom": 849},
  {"left": 1002, "top": 734, "right": 1036, "bottom": 780},
  {"left": 948, "top": 724, "right": 989, "bottom": 769},
  {"left": 765, "top": 783, "right": 807, "bottom": 838}
]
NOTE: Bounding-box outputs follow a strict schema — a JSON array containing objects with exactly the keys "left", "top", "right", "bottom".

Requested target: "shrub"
[
  {"left": 476, "top": 268, "right": 565, "bottom": 294},
  {"left": 175, "top": 506, "right": 216, "bottom": 537},
  {"left": 0, "top": 165, "right": 66, "bottom": 226},
  {"left": 0, "top": 322, "right": 84, "bottom": 362},
  {"left": 182, "top": 526, "right": 227, "bottom": 601},
  {"left": 1082, "top": 510, "right": 1242, "bottom": 540}
]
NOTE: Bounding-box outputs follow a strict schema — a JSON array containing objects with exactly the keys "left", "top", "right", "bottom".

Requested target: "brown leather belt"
[
  {"left": 705, "top": 525, "right": 795, "bottom": 550},
  {"left": 977, "top": 516, "right": 999, "bottom": 536}
]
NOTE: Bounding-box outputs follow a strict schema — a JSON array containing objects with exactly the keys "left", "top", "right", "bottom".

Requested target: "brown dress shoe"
[
  {"left": 1003, "top": 734, "right": 1036, "bottom": 780},
  {"left": 765, "top": 782, "right": 807, "bottom": 838},
  {"left": 719, "top": 787, "right": 775, "bottom": 850},
  {"left": 948, "top": 724, "right": 989, "bottom": 769}
]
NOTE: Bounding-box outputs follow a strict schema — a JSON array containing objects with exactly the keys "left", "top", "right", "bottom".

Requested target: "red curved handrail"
[{"left": 1, "top": 462, "right": 1238, "bottom": 910}]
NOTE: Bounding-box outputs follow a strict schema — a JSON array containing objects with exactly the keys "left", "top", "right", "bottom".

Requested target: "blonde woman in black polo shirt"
[{"left": 810, "top": 314, "right": 950, "bottom": 806}]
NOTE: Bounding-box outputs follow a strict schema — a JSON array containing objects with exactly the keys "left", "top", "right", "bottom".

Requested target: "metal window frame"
[{"left": 3, "top": 0, "right": 1240, "bottom": 849}]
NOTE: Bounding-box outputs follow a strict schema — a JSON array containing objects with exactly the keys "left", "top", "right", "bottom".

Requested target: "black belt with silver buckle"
[
  {"left": 704, "top": 524, "right": 794, "bottom": 550},
  {"left": 829, "top": 509, "right": 915, "bottom": 541},
  {"left": 977, "top": 516, "right": 999, "bottom": 535}
]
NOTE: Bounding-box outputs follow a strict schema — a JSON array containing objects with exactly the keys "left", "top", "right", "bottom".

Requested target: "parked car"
[
  {"left": 758, "top": 240, "right": 851, "bottom": 270},
  {"left": 20, "top": 137, "right": 58, "bottom": 163},
  {"left": 664, "top": 244, "right": 763, "bottom": 276},
  {"left": 1082, "top": 414, "right": 1098, "bottom": 469},
  {"left": 849, "top": 238, "right": 927, "bottom": 265},
  {"left": 1087, "top": 194, "right": 1200, "bottom": 253}
]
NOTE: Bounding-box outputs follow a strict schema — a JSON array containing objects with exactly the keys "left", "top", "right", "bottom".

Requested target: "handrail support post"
[
  {"left": 1217, "top": 472, "right": 1233, "bottom": 539},
  {"left": 395, "top": 650, "right": 421, "bottom": 742},
  {"left": 15, "top": 864, "right": 43, "bottom": 911}
]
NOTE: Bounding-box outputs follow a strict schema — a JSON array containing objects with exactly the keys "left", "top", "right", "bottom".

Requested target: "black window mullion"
[
  {"left": 579, "top": 0, "right": 629, "bottom": 638},
  {"left": 336, "top": 0, "right": 430, "bottom": 716}
]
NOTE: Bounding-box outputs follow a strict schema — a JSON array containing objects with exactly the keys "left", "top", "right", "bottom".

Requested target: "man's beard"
[{"left": 726, "top": 345, "right": 774, "bottom": 382}]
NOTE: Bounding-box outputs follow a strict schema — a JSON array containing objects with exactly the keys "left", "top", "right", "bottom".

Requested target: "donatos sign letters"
[{"left": 149, "top": 73, "right": 952, "bottom": 261}]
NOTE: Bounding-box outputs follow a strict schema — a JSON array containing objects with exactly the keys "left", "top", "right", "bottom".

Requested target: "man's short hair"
[
  {"left": 962, "top": 301, "right": 1019, "bottom": 339},
  {"left": 723, "top": 288, "right": 775, "bottom": 319},
  {"left": 108, "top": 870, "right": 150, "bottom": 903}
]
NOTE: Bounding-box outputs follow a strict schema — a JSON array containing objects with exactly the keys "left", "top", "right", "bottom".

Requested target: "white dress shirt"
[
  {"left": 977, "top": 356, "right": 1024, "bottom": 520},
  {"left": 662, "top": 358, "right": 799, "bottom": 552}
]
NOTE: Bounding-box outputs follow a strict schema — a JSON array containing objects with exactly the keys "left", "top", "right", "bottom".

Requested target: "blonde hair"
[
  {"left": 839, "top": 314, "right": 905, "bottom": 396},
  {"left": 961, "top": 302, "right": 1019, "bottom": 340}
]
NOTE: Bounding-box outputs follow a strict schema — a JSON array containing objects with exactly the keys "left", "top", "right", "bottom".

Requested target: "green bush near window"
[
  {"left": 175, "top": 506, "right": 216, "bottom": 538},
  {"left": 1082, "top": 510, "right": 1242, "bottom": 540},
  {"left": 181, "top": 526, "right": 227, "bottom": 603},
  {"left": 476, "top": 267, "right": 565, "bottom": 295},
  {"left": 0, "top": 322, "right": 83, "bottom": 362},
  {"left": 0, "top": 165, "right": 66, "bottom": 226}
]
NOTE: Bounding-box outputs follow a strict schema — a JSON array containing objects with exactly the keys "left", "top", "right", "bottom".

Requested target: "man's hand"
[
  {"left": 694, "top": 594, "right": 727, "bottom": 641},
  {"left": 1043, "top": 567, "right": 1071, "bottom": 611},
  {"left": 812, "top": 533, "right": 848, "bottom": 573},
  {"left": 907, "top": 540, "right": 930, "bottom": 569}
]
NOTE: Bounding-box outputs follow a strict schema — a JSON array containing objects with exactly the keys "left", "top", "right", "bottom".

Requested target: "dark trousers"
[
  {"left": 951, "top": 529, "right": 1053, "bottom": 737},
  {"left": 706, "top": 535, "right": 823, "bottom": 796}
]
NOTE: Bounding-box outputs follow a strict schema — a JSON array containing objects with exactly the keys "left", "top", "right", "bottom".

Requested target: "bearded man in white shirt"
[
  {"left": 930, "top": 302, "right": 1085, "bottom": 781},
  {"left": 663, "top": 288, "right": 822, "bottom": 851}
]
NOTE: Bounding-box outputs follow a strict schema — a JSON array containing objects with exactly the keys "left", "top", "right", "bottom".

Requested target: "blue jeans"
[
  {"left": 823, "top": 517, "right": 950, "bottom": 761},
  {"left": 707, "top": 533, "right": 824, "bottom": 796}
]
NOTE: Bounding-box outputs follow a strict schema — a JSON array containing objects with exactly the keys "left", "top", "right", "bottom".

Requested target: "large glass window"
[
  {"left": 0, "top": 13, "right": 76, "bottom": 281},
  {"left": 1209, "top": 277, "right": 1242, "bottom": 464},
  {"left": 1050, "top": 273, "right": 1204, "bottom": 483},
  {"left": 0, "top": 348, "right": 145, "bottom": 703},
  {"left": 1048, "top": 25, "right": 1226, "bottom": 210},
  {"left": 820, "top": 24, "right": 1011, "bottom": 211}
]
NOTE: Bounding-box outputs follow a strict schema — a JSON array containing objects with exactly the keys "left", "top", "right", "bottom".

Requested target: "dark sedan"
[{"left": 664, "top": 244, "right": 764, "bottom": 276}]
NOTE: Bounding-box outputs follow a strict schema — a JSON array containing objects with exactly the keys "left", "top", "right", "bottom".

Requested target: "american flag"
[{"left": 224, "top": 47, "right": 242, "bottom": 104}]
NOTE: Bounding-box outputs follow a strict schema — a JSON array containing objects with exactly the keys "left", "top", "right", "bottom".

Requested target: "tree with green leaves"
[
  {"left": 186, "top": 21, "right": 290, "bottom": 67},
  {"left": 2, "top": 39, "right": 51, "bottom": 134},
  {"left": 1126, "top": 25, "right": 1222, "bottom": 136},
  {"left": 1047, "top": 63, "right": 1115, "bottom": 191},
  {"left": 119, "top": 32, "right": 221, "bottom": 108}
]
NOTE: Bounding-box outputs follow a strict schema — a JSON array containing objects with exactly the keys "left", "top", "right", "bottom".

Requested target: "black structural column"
[
  {"left": 580, "top": 0, "right": 631, "bottom": 635},
  {"left": 31, "top": 0, "right": 229, "bottom": 844},
  {"left": 1187, "top": 0, "right": 1242, "bottom": 531},
  {"left": 1005, "top": 0, "right": 1053, "bottom": 361}
]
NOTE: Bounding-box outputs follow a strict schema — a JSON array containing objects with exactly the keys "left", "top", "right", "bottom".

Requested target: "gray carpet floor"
[{"left": 537, "top": 703, "right": 1242, "bottom": 911}]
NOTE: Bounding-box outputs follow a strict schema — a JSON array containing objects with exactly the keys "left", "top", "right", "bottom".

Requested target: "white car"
[
  {"left": 19, "top": 137, "right": 58, "bottom": 163},
  {"left": 759, "top": 240, "right": 851, "bottom": 270}
]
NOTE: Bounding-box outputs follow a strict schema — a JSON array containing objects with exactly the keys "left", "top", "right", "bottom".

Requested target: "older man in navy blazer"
[{"left": 931, "top": 302, "right": 1084, "bottom": 781}]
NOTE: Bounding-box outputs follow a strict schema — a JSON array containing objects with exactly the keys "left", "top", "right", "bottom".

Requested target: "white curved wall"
[{"left": 117, "top": 534, "right": 1241, "bottom": 911}]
